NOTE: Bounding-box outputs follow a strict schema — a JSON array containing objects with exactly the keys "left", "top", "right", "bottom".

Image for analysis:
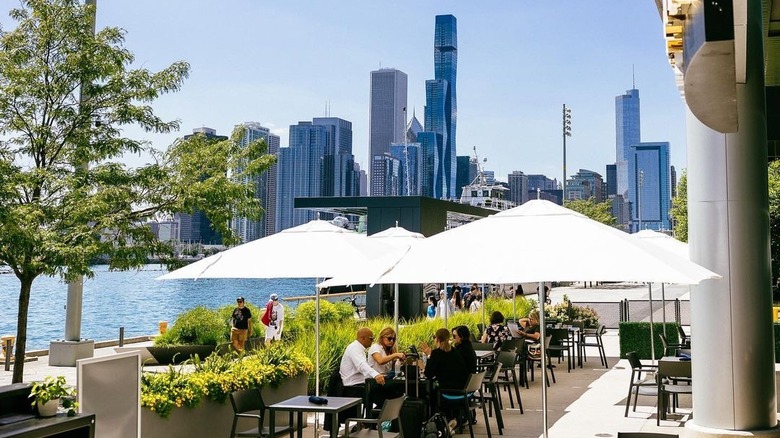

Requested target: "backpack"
[
  {"left": 421, "top": 413, "right": 451, "bottom": 438},
  {"left": 260, "top": 301, "right": 273, "bottom": 326}
]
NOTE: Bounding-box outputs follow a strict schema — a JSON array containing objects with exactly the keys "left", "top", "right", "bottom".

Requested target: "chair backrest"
[
  {"left": 677, "top": 325, "right": 688, "bottom": 341},
  {"left": 500, "top": 338, "right": 524, "bottom": 352},
  {"left": 617, "top": 433, "right": 679, "bottom": 438},
  {"left": 496, "top": 350, "right": 516, "bottom": 368},
  {"left": 377, "top": 395, "right": 406, "bottom": 422},
  {"left": 626, "top": 351, "right": 643, "bottom": 369},
  {"left": 598, "top": 324, "right": 607, "bottom": 335},
  {"left": 659, "top": 360, "right": 692, "bottom": 379},
  {"left": 548, "top": 328, "right": 569, "bottom": 345},
  {"left": 473, "top": 342, "right": 494, "bottom": 351},
  {"left": 326, "top": 366, "right": 344, "bottom": 397},
  {"left": 464, "top": 371, "right": 488, "bottom": 393},
  {"left": 230, "top": 388, "right": 265, "bottom": 415}
]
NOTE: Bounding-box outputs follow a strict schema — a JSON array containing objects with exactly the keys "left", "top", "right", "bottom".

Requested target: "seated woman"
[
  {"left": 480, "top": 311, "right": 513, "bottom": 351},
  {"left": 420, "top": 328, "right": 469, "bottom": 427},
  {"left": 452, "top": 325, "right": 477, "bottom": 373},
  {"left": 368, "top": 327, "right": 406, "bottom": 374},
  {"left": 517, "top": 310, "right": 542, "bottom": 359}
]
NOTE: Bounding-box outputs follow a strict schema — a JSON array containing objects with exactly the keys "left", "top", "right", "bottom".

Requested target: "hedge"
[{"left": 618, "top": 321, "right": 680, "bottom": 360}]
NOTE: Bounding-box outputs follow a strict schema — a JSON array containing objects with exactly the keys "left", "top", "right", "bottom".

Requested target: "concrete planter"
[{"left": 141, "top": 373, "right": 308, "bottom": 438}]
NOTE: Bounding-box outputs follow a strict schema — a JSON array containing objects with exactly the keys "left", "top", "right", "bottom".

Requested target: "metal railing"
[{"left": 569, "top": 298, "right": 690, "bottom": 329}]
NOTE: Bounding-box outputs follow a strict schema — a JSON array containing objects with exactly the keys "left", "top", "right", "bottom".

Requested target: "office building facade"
[
  {"left": 508, "top": 171, "right": 529, "bottom": 206},
  {"left": 369, "top": 69, "right": 407, "bottom": 195},
  {"left": 567, "top": 169, "right": 604, "bottom": 202},
  {"left": 629, "top": 141, "right": 671, "bottom": 232},
  {"left": 615, "top": 88, "right": 641, "bottom": 198}
]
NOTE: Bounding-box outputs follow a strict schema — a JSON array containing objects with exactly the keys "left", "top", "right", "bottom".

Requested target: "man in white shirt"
[
  {"left": 436, "top": 289, "right": 454, "bottom": 319},
  {"left": 337, "top": 328, "right": 386, "bottom": 425},
  {"left": 264, "top": 293, "right": 284, "bottom": 343}
]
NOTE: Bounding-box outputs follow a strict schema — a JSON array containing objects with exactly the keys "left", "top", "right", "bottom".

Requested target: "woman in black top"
[
  {"left": 452, "top": 325, "right": 478, "bottom": 373},
  {"left": 421, "top": 328, "right": 468, "bottom": 390}
]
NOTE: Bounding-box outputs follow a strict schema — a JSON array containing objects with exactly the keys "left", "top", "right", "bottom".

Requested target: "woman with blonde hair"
[{"left": 368, "top": 326, "right": 405, "bottom": 374}]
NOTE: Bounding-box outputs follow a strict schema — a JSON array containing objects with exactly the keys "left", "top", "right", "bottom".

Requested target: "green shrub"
[
  {"left": 216, "top": 302, "right": 264, "bottom": 339},
  {"left": 141, "top": 343, "right": 313, "bottom": 418},
  {"left": 618, "top": 321, "right": 680, "bottom": 360},
  {"left": 154, "top": 306, "right": 226, "bottom": 346},
  {"left": 293, "top": 300, "right": 355, "bottom": 326}
]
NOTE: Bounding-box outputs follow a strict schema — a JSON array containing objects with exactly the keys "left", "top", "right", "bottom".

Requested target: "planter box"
[
  {"left": 141, "top": 374, "right": 308, "bottom": 438},
  {"left": 146, "top": 345, "right": 216, "bottom": 365}
]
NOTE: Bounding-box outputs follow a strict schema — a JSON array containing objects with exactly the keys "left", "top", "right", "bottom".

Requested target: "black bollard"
[{"left": 119, "top": 327, "right": 125, "bottom": 347}]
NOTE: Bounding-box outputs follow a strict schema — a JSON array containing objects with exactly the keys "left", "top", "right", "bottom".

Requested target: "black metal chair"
[
  {"left": 677, "top": 326, "right": 691, "bottom": 348},
  {"left": 526, "top": 335, "right": 555, "bottom": 386},
  {"left": 656, "top": 360, "right": 692, "bottom": 425},
  {"left": 546, "top": 328, "right": 572, "bottom": 372},
  {"left": 658, "top": 333, "right": 686, "bottom": 357},
  {"left": 493, "top": 350, "right": 523, "bottom": 412},
  {"left": 581, "top": 324, "right": 608, "bottom": 368},
  {"left": 229, "top": 388, "right": 293, "bottom": 438},
  {"left": 439, "top": 371, "right": 492, "bottom": 438},
  {"left": 624, "top": 351, "right": 658, "bottom": 417},
  {"left": 344, "top": 395, "right": 406, "bottom": 438},
  {"left": 481, "top": 362, "right": 505, "bottom": 434}
]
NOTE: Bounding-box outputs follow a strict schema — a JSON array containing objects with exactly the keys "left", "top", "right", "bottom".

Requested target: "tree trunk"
[{"left": 12, "top": 277, "right": 32, "bottom": 383}]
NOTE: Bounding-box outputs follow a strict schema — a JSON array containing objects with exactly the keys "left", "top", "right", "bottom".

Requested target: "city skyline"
[{"left": 0, "top": 1, "right": 688, "bottom": 184}]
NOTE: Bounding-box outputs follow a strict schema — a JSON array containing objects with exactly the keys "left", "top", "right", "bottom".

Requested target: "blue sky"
[{"left": 2, "top": 1, "right": 687, "bottom": 182}]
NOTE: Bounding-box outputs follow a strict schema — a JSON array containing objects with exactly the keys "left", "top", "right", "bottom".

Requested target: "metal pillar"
[{"left": 686, "top": 0, "right": 777, "bottom": 432}]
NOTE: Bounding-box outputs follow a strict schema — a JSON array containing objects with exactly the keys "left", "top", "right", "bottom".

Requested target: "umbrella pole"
[
  {"left": 661, "top": 283, "right": 667, "bottom": 338},
  {"left": 648, "top": 283, "right": 656, "bottom": 363},
  {"left": 394, "top": 283, "right": 399, "bottom": 338},
  {"left": 538, "top": 281, "right": 549, "bottom": 438},
  {"left": 443, "top": 283, "right": 448, "bottom": 328},
  {"left": 481, "top": 283, "right": 486, "bottom": 338},
  {"left": 513, "top": 286, "right": 517, "bottom": 322},
  {"left": 315, "top": 281, "right": 321, "bottom": 396}
]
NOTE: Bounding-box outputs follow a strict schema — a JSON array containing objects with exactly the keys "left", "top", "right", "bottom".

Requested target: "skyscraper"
[
  {"left": 615, "top": 88, "right": 640, "bottom": 198},
  {"left": 567, "top": 169, "right": 604, "bottom": 202},
  {"left": 369, "top": 68, "right": 407, "bottom": 195},
  {"left": 275, "top": 121, "right": 328, "bottom": 232},
  {"left": 630, "top": 142, "right": 671, "bottom": 232},
  {"left": 230, "top": 122, "right": 280, "bottom": 242},
  {"left": 424, "top": 14, "right": 458, "bottom": 200},
  {"left": 508, "top": 171, "right": 529, "bottom": 206},
  {"left": 313, "top": 117, "right": 357, "bottom": 197}
]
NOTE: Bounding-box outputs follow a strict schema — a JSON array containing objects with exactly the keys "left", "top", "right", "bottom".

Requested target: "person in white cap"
[{"left": 265, "top": 293, "right": 284, "bottom": 343}]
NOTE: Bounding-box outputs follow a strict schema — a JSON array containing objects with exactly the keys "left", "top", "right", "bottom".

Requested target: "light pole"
[{"left": 562, "top": 104, "right": 572, "bottom": 205}]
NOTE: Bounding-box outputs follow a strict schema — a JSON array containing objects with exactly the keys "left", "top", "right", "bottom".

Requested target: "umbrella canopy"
[
  {"left": 157, "top": 219, "right": 397, "bottom": 399},
  {"left": 370, "top": 224, "right": 425, "bottom": 242},
  {"left": 157, "top": 220, "right": 394, "bottom": 280},
  {"left": 633, "top": 229, "right": 689, "bottom": 260},
  {"left": 370, "top": 200, "right": 718, "bottom": 285}
]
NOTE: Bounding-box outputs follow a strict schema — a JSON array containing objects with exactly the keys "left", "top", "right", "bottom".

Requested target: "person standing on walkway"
[
  {"left": 436, "top": 289, "right": 455, "bottom": 319},
  {"left": 264, "top": 293, "right": 284, "bottom": 343},
  {"left": 231, "top": 296, "right": 252, "bottom": 352}
]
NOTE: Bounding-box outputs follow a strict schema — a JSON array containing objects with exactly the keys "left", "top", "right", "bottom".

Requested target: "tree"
[
  {"left": 769, "top": 161, "right": 780, "bottom": 282},
  {"left": 669, "top": 171, "right": 688, "bottom": 242},
  {"left": 564, "top": 198, "right": 617, "bottom": 226},
  {"left": 0, "top": 0, "right": 274, "bottom": 383}
]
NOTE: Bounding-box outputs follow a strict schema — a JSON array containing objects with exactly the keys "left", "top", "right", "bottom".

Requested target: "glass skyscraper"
[
  {"left": 424, "top": 14, "right": 457, "bottom": 200},
  {"left": 275, "top": 121, "right": 328, "bottom": 232},
  {"left": 615, "top": 88, "right": 640, "bottom": 198},
  {"left": 630, "top": 142, "right": 671, "bottom": 232}
]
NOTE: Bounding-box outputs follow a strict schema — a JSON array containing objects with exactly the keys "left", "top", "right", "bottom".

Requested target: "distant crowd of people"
[{"left": 426, "top": 283, "right": 529, "bottom": 319}]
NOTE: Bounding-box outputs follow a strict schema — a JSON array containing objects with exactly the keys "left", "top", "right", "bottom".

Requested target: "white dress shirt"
[{"left": 340, "top": 340, "right": 380, "bottom": 386}]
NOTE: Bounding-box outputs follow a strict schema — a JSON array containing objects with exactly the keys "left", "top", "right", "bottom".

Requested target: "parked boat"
[{"left": 459, "top": 147, "right": 516, "bottom": 211}]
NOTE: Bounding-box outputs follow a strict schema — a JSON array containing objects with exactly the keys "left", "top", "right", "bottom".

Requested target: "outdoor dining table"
[
  {"left": 267, "top": 395, "right": 362, "bottom": 438},
  {"left": 476, "top": 350, "right": 495, "bottom": 360}
]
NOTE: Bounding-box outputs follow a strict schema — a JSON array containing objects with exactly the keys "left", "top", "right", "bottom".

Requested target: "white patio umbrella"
[
  {"left": 368, "top": 225, "right": 425, "bottom": 335},
  {"left": 321, "top": 200, "right": 719, "bottom": 438},
  {"left": 157, "top": 220, "right": 396, "bottom": 397},
  {"left": 633, "top": 229, "right": 691, "bottom": 356}
]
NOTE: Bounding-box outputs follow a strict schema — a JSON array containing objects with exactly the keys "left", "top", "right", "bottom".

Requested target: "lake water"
[{"left": 0, "top": 265, "right": 316, "bottom": 350}]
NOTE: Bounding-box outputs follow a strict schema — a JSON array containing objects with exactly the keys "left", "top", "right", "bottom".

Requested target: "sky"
[{"left": 1, "top": 1, "right": 688, "bottom": 183}]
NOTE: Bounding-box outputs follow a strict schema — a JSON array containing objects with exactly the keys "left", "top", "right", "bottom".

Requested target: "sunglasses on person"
[{"left": 384, "top": 336, "right": 396, "bottom": 342}]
